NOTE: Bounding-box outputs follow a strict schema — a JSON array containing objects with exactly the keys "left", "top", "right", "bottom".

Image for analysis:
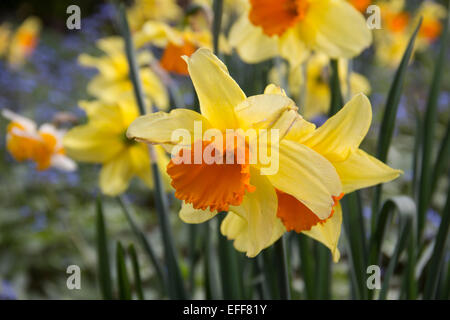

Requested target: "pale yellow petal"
[
  {"left": 334, "top": 149, "right": 402, "bottom": 193},
  {"left": 99, "top": 150, "right": 135, "bottom": 196},
  {"left": 301, "top": 93, "right": 372, "bottom": 162},
  {"left": 278, "top": 28, "right": 310, "bottom": 67},
  {"left": 127, "top": 108, "right": 212, "bottom": 146},
  {"left": 179, "top": 201, "right": 218, "bottom": 223},
  {"left": 63, "top": 125, "right": 124, "bottom": 163},
  {"left": 303, "top": 202, "right": 342, "bottom": 262},
  {"left": 220, "top": 212, "right": 285, "bottom": 257},
  {"left": 301, "top": 0, "right": 372, "bottom": 58},
  {"left": 185, "top": 48, "right": 245, "bottom": 130},
  {"left": 265, "top": 139, "right": 342, "bottom": 220},
  {"left": 234, "top": 94, "right": 297, "bottom": 131},
  {"left": 225, "top": 168, "right": 280, "bottom": 257},
  {"left": 228, "top": 13, "right": 278, "bottom": 64}
]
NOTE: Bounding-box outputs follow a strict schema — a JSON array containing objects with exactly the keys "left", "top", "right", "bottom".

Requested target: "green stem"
[{"left": 274, "top": 236, "right": 291, "bottom": 300}]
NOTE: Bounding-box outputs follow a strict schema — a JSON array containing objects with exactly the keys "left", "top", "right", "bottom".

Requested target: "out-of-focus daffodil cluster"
[
  {"left": 2, "top": 109, "right": 76, "bottom": 172},
  {"left": 0, "top": 17, "right": 41, "bottom": 68},
  {"left": 374, "top": 0, "right": 447, "bottom": 67}
]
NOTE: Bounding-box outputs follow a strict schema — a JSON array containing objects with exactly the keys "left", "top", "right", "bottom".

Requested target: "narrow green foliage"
[
  {"left": 417, "top": 12, "right": 449, "bottom": 242},
  {"left": 424, "top": 178, "right": 450, "bottom": 299},
  {"left": 274, "top": 236, "right": 291, "bottom": 300},
  {"left": 128, "top": 244, "right": 145, "bottom": 300},
  {"left": 96, "top": 195, "right": 113, "bottom": 300},
  {"left": 371, "top": 19, "right": 422, "bottom": 226},
  {"left": 328, "top": 59, "right": 344, "bottom": 117},
  {"left": 116, "top": 241, "right": 132, "bottom": 300}
]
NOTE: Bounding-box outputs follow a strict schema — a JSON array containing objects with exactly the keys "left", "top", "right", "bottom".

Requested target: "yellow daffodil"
[
  {"left": 62, "top": 98, "right": 170, "bottom": 196},
  {"left": 229, "top": 0, "right": 372, "bottom": 67},
  {"left": 127, "top": 48, "right": 400, "bottom": 259},
  {"left": 127, "top": 0, "right": 182, "bottom": 31},
  {"left": 414, "top": 1, "right": 447, "bottom": 49},
  {"left": 7, "top": 16, "right": 41, "bottom": 68},
  {"left": 269, "top": 53, "right": 371, "bottom": 119},
  {"left": 2, "top": 109, "right": 76, "bottom": 171},
  {"left": 136, "top": 21, "right": 215, "bottom": 76},
  {"left": 78, "top": 37, "right": 169, "bottom": 111}
]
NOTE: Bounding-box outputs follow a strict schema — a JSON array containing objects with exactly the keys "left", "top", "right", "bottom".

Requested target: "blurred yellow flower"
[
  {"left": 2, "top": 109, "right": 76, "bottom": 171},
  {"left": 374, "top": 0, "right": 447, "bottom": 67},
  {"left": 136, "top": 21, "right": 215, "bottom": 75},
  {"left": 269, "top": 53, "right": 371, "bottom": 119},
  {"left": 415, "top": 1, "right": 447, "bottom": 48},
  {"left": 229, "top": 0, "right": 372, "bottom": 66},
  {"left": 127, "top": 0, "right": 182, "bottom": 31},
  {"left": 63, "top": 99, "right": 170, "bottom": 196},
  {"left": 78, "top": 37, "right": 169, "bottom": 111},
  {"left": 127, "top": 48, "right": 400, "bottom": 259},
  {"left": 4, "top": 17, "right": 41, "bottom": 68}
]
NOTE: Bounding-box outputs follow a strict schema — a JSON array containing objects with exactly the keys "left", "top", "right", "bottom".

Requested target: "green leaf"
[
  {"left": 96, "top": 195, "right": 113, "bottom": 300},
  {"left": 417, "top": 12, "right": 450, "bottom": 242},
  {"left": 371, "top": 18, "right": 422, "bottom": 228},
  {"left": 117, "top": 3, "right": 147, "bottom": 115},
  {"left": 298, "top": 235, "right": 315, "bottom": 299},
  {"left": 430, "top": 125, "right": 450, "bottom": 196},
  {"left": 212, "top": 0, "right": 223, "bottom": 55},
  {"left": 328, "top": 59, "right": 343, "bottom": 117},
  {"left": 117, "top": 196, "right": 167, "bottom": 294},
  {"left": 203, "top": 222, "right": 222, "bottom": 299},
  {"left": 116, "top": 241, "right": 132, "bottom": 300},
  {"left": 151, "top": 161, "right": 187, "bottom": 299},
  {"left": 314, "top": 242, "right": 331, "bottom": 299},
  {"left": 423, "top": 177, "right": 450, "bottom": 299},
  {"left": 367, "top": 196, "right": 416, "bottom": 300},
  {"left": 341, "top": 192, "right": 368, "bottom": 299},
  {"left": 274, "top": 236, "right": 291, "bottom": 300},
  {"left": 217, "top": 214, "right": 243, "bottom": 299},
  {"left": 128, "top": 243, "right": 145, "bottom": 300}
]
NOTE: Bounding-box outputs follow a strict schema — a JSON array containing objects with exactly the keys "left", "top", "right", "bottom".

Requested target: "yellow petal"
[
  {"left": 127, "top": 108, "right": 212, "bottom": 147},
  {"left": 301, "top": 93, "right": 371, "bottom": 162},
  {"left": 179, "top": 201, "right": 218, "bottom": 223},
  {"left": 224, "top": 168, "right": 281, "bottom": 257},
  {"left": 99, "top": 150, "right": 135, "bottom": 196},
  {"left": 278, "top": 28, "right": 310, "bottom": 67},
  {"left": 303, "top": 202, "right": 342, "bottom": 262},
  {"left": 334, "top": 149, "right": 402, "bottom": 193},
  {"left": 229, "top": 13, "right": 279, "bottom": 64},
  {"left": 265, "top": 139, "right": 342, "bottom": 220},
  {"left": 234, "top": 94, "right": 297, "bottom": 131},
  {"left": 185, "top": 48, "right": 245, "bottom": 130},
  {"left": 141, "top": 68, "right": 169, "bottom": 111},
  {"left": 220, "top": 211, "right": 285, "bottom": 257},
  {"left": 301, "top": 0, "right": 372, "bottom": 58},
  {"left": 63, "top": 125, "right": 124, "bottom": 163}
]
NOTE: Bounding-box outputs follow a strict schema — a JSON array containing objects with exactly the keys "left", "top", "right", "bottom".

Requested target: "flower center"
[
  {"left": 160, "top": 40, "right": 197, "bottom": 75},
  {"left": 249, "top": 0, "right": 309, "bottom": 37},
  {"left": 420, "top": 19, "right": 442, "bottom": 42},
  {"left": 6, "top": 122, "right": 36, "bottom": 162},
  {"left": 167, "top": 140, "right": 255, "bottom": 212},
  {"left": 276, "top": 190, "right": 344, "bottom": 232}
]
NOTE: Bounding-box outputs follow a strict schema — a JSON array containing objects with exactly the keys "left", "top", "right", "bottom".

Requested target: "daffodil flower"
[
  {"left": 135, "top": 21, "right": 215, "bottom": 75},
  {"left": 229, "top": 0, "right": 372, "bottom": 67},
  {"left": 62, "top": 98, "right": 170, "bottom": 196},
  {"left": 127, "top": 0, "right": 182, "bottom": 31},
  {"left": 269, "top": 53, "right": 371, "bottom": 119},
  {"left": 127, "top": 48, "right": 401, "bottom": 259},
  {"left": 78, "top": 37, "right": 169, "bottom": 111},
  {"left": 2, "top": 109, "right": 76, "bottom": 172},
  {"left": 6, "top": 17, "right": 41, "bottom": 68}
]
